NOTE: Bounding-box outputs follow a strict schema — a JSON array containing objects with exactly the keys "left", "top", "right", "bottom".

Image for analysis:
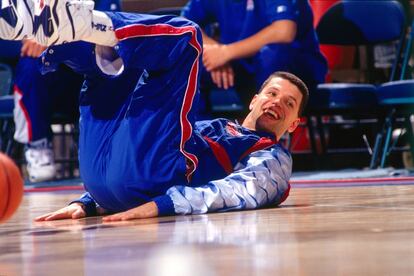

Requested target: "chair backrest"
[
  {"left": 317, "top": 0, "right": 406, "bottom": 83},
  {"left": 317, "top": 0, "right": 405, "bottom": 45},
  {"left": 0, "top": 63, "right": 13, "bottom": 97},
  {"left": 400, "top": 19, "right": 414, "bottom": 80}
]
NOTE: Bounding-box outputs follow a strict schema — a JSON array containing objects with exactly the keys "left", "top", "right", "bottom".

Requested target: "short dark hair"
[{"left": 258, "top": 71, "right": 309, "bottom": 117}]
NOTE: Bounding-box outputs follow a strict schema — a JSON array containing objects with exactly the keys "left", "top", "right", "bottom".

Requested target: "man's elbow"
[{"left": 270, "top": 20, "right": 297, "bottom": 44}]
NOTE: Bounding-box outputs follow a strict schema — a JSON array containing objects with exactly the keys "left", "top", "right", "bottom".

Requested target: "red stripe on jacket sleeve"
[
  {"left": 279, "top": 183, "right": 291, "bottom": 205},
  {"left": 240, "top": 137, "right": 277, "bottom": 161},
  {"left": 203, "top": 136, "right": 233, "bottom": 175}
]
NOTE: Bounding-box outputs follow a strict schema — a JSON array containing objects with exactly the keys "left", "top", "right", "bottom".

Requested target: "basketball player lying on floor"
[{"left": 1, "top": 0, "right": 308, "bottom": 221}]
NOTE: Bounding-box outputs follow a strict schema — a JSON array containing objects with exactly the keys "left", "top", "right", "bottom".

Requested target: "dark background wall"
[{"left": 122, "top": 0, "right": 188, "bottom": 13}]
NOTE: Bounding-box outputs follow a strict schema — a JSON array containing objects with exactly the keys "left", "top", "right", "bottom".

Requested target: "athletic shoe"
[
  {"left": 33, "top": 0, "right": 94, "bottom": 46},
  {"left": 25, "top": 138, "right": 56, "bottom": 182},
  {"left": 0, "top": 0, "right": 34, "bottom": 40}
]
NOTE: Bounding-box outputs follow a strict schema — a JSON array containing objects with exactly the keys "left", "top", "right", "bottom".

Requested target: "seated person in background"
[
  {"left": 182, "top": 0, "right": 327, "bottom": 105},
  {"left": 13, "top": 0, "right": 121, "bottom": 182},
  {"left": 0, "top": 0, "right": 308, "bottom": 220}
]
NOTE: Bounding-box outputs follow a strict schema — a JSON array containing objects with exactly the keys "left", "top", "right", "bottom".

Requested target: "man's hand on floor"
[
  {"left": 34, "top": 203, "right": 86, "bottom": 221},
  {"left": 102, "top": 201, "right": 159, "bottom": 222}
]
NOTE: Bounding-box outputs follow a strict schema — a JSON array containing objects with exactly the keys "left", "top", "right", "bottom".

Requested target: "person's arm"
[
  {"left": 164, "top": 145, "right": 292, "bottom": 215},
  {"left": 102, "top": 145, "right": 292, "bottom": 221},
  {"left": 228, "top": 20, "right": 296, "bottom": 60},
  {"left": 203, "top": 20, "right": 297, "bottom": 71}
]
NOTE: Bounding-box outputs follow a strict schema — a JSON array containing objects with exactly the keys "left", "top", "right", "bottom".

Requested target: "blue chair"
[
  {"left": 306, "top": 0, "right": 406, "bottom": 168},
  {"left": 371, "top": 19, "right": 414, "bottom": 168},
  {"left": 209, "top": 88, "right": 244, "bottom": 113}
]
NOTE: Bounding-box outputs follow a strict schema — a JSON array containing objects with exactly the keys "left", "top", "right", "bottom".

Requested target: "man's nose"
[{"left": 271, "top": 97, "right": 281, "bottom": 105}]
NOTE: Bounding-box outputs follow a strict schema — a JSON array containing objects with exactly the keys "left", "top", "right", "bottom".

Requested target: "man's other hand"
[
  {"left": 21, "top": 39, "right": 47, "bottom": 58},
  {"left": 210, "top": 64, "right": 234, "bottom": 89},
  {"left": 102, "top": 201, "right": 159, "bottom": 222}
]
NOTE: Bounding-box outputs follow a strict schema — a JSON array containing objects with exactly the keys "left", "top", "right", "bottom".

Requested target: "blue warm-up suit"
[{"left": 39, "top": 12, "right": 292, "bottom": 216}]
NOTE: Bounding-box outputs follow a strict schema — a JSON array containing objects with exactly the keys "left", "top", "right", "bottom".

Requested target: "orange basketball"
[{"left": 0, "top": 152, "right": 24, "bottom": 223}]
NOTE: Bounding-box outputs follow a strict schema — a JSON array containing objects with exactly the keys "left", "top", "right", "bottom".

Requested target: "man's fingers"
[
  {"left": 226, "top": 66, "right": 234, "bottom": 87},
  {"left": 102, "top": 213, "right": 122, "bottom": 222},
  {"left": 35, "top": 204, "right": 85, "bottom": 221},
  {"left": 34, "top": 213, "right": 54, "bottom": 221},
  {"left": 103, "top": 211, "right": 138, "bottom": 222},
  {"left": 27, "top": 46, "right": 34, "bottom": 57},
  {"left": 20, "top": 43, "right": 29, "bottom": 57},
  {"left": 43, "top": 211, "right": 72, "bottom": 221},
  {"left": 211, "top": 71, "right": 218, "bottom": 85},
  {"left": 222, "top": 70, "right": 229, "bottom": 89},
  {"left": 211, "top": 70, "right": 222, "bottom": 88}
]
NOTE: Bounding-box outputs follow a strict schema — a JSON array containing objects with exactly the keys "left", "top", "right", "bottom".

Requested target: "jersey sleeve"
[
  {"left": 181, "top": 0, "right": 214, "bottom": 27},
  {"left": 264, "top": 0, "right": 298, "bottom": 24},
  {"left": 153, "top": 145, "right": 292, "bottom": 216}
]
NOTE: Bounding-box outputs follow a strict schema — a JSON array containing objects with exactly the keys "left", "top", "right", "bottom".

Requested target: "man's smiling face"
[{"left": 248, "top": 76, "right": 302, "bottom": 139}]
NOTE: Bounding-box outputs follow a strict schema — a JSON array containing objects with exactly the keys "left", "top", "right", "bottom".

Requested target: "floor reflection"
[
  {"left": 21, "top": 208, "right": 298, "bottom": 275},
  {"left": 2, "top": 185, "right": 414, "bottom": 275}
]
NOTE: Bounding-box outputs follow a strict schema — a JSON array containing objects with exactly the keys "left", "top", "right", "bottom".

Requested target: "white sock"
[{"left": 83, "top": 11, "right": 118, "bottom": 47}]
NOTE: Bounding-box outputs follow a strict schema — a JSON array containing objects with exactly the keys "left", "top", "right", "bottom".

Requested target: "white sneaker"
[
  {"left": 0, "top": 0, "right": 34, "bottom": 40},
  {"left": 25, "top": 138, "right": 56, "bottom": 182},
  {"left": 33, "top": 0, "right": 94, "bottom": 46}
]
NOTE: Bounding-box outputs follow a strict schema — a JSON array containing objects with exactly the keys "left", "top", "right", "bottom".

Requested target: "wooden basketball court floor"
[{"left": 1, "top": 178, "right": 414, "bottom": 275}]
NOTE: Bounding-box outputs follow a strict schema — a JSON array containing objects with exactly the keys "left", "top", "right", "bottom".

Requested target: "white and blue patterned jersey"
[{"left": 165, "top": 144, "right": 291, "bottom": 214}]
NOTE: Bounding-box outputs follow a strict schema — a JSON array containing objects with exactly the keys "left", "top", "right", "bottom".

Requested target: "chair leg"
[
  {"left": 315, "top": 115, "right": 328, "bottom": 168},
  {"left": 306, "top": 116, "right": 320, "bottom": 169},
  {"left": 370, "top": 115, "right": 386, "bottom": 169},
  {"left": 370, "top": 133, "right": 383, "bottom": 168},
  {"left": 404, "top": 115, "right": 414, "bottom": 163},
  {"left": 380, "top": 110, "right": 395, "bottom": 168}
]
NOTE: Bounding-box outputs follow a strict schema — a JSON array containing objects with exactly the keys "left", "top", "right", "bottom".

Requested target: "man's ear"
[
  {"left": 287, "top": 118, "right": 301, "bottom": 133},
  {"left": 249, "top": 94, "right": 258, "bottom": 111}
]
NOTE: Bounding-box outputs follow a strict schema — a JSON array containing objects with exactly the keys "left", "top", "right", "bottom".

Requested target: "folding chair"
[
  {"left": 371, "top": 18, "right": 414, "bottom": 168},
  {"left": 306, "top": 0, "right": 406, "bottom": 168}
]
